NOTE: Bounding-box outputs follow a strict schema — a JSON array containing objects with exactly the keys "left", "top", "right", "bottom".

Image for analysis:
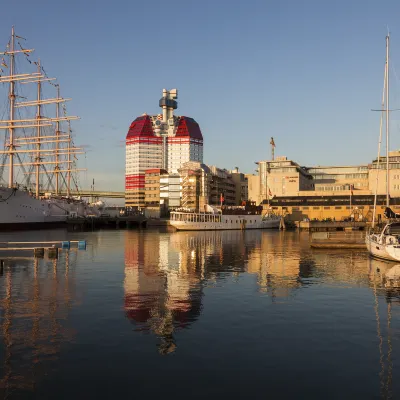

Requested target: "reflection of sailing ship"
[
  {"left": 124, "top": 231, "right": 203, "bottom": 355},
  {"left": 0, "top": 253, "right": 77, "bottom": 395},
  {"left": 368, "top": 258, "right": 400, "bottom": 399}
]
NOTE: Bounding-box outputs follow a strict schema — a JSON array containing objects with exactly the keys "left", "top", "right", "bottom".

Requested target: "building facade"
[
  {"left": 125, "top": 89, "right": 203, "bottom": 208},
  {"left": 208, "top": 166, "right": 236, "bottom": 206},
  {"left": 230, "top": 168, "right": 249, "bottom": 205},
  {"left": 178, "top": 162, "right": 210, "bottom": 211},
  {"left": 144, "top": 168, "right": 168, "bottom": 218},
  {"left": 256, "top": 156, "right": 314, "bottom": 200},
  {"left": 254, "top": 150, "right": 400, "bottom": 222}
]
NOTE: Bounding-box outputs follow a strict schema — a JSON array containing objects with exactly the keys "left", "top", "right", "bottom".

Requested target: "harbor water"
[{"left": 0, "top": 228, "right": 399, "bottom": 399}]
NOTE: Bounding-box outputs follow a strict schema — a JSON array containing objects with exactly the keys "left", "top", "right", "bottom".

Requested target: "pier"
[
  {"left": 67, "top": 215, "right": 147, "bottom": 230},
  {"left": 310, "top": 231, "right": 366, "bottom": 249},
  {"left": 297, "top": 220, "right": 367, "bottom": 231},
  {"left": 0, "top": 240, "right": 87, "bottom": 258}
]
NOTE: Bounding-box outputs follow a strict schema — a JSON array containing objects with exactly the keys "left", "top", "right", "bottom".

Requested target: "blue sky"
[{"left": 2, "top": 0, "right": 400, "bottom": 190}]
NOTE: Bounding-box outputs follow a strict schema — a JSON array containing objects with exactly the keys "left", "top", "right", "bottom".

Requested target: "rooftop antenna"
[{"left": 270, "top": 137, "right": 275, "bottom": 161}]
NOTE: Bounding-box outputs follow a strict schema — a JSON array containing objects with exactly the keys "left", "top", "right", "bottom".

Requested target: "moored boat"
[
  {"left": 170, "top": 202, "right": 281, "bottom": 231},
  {"left": 365, "top": 34, "right": 400, "bottom": 261},
  {"left": 0, "top": 27, "right": 101, "bottom": 228}
]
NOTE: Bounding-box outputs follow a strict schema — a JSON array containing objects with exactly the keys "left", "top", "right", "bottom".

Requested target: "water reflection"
[
  {"left": 124, "top": 229, "right": 400, "bottom": 361},
  {"left": 367, "top": 258, "right": 400, "bottom": 400},
  {"left": 124, "top": 232, "right": 203, "bottom": 355},
  {"left": 123, "top": 230, "right": 317, "bottom": 352},
  {"left": 0, "top": 253, "right": 78, "bottom": 395}
]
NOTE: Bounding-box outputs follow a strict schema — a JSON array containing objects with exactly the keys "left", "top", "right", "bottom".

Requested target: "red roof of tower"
[
  {"left": 175, "top": 117, "right": 203, "bottom": 140},
  {"left": 126, "top": 115, "right": 154, "bottom": 139}
]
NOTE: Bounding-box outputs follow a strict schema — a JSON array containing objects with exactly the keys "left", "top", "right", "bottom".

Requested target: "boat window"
[{"left": 386, "top": 223, "right": 400, "bottom": 235}]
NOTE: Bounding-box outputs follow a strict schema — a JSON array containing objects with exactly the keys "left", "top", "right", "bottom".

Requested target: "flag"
[
  {"left": 268, "top": 188, "right": 272, "bottom": 197},
  {"left": 15, "top": 35, "right": 26, "bottom": 40},
  {"left": 350, "top": 184, "right": 353, "bottom": 195},
  {"left": 220, "top": 193, "right": 224, "bottom": 204},
  {"left": 270, "top": 137, "right": 275, "bottom": 148}
]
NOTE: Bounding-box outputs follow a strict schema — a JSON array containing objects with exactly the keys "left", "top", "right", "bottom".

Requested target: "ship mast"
[
  {"left": 35, "top": 59, "right": 41, "bottom": 197},
  {"left": 8, "top": 26, "right": 16, "bottom": 188},
  {"left": 0, "top": 27, "right": 85, "bottom": 195},
  {"left": 55, "top": 84, "right": 60, "bottom": 194},
  {"left": 67, "top": 120, "right": 71, "bottom": 196}
]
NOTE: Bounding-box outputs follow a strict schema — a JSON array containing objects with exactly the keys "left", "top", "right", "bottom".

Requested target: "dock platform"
[
  {"left": 298, "top": 221, "right": 367, "bottom": 232},
  {"left": 67, "top": 215, "right": 147, "bottom": 230},
  {"left": 310, "top": 231, "right": 366, "bottom": 249}
]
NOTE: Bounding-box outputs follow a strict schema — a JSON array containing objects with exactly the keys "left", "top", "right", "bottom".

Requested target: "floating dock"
[
  {"left": 298, "top": 221, "right": 366, "bottom": 232},
  {"left": 0, "top": 240, "right": 87, "bottom": 258},
  {"left": 310, "top": 231, "right": 366, "bottom": 249}
]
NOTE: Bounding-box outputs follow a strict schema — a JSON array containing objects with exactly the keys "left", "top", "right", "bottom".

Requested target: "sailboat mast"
[
  {"left": 35, "top": 60, "right": 41, "bottom": 198},
  {"left": 8, "top": 27, "right": 16, "bottom": 188},
  {"left": 386, "top": 34, "right": 390, "bottom": 208},
  {"left": 55, "top": 85, "right": 60, "bottom": 195},
  {"left": 67, "top": 122, "right": 71, "bottom": 197}
]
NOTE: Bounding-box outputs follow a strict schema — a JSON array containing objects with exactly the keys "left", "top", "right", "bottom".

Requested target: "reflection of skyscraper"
[
  {"left": 124, "top": 231, "right": 203, "bottom": 354},
  {"left": 0, "top": 255, "right": 77, "bottom": 394}
]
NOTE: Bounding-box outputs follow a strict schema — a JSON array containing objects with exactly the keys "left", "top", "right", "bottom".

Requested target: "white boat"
[
  {"left": 366, "top": 34, "right": 400, "bottom": 261},
  {"left": 170, "top": 203, "right": 281, "bottom": 231},
  {"left": 0, "top": 27, "right": 101, "bottom": 228},
  {"left": 366, "top": 219, "right": 400, "bottom": 262}
]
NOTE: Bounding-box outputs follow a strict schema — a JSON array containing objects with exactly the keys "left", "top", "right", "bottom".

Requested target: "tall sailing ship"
[{"left": 0, "top": 27, "right": 101, "bottom": 227}]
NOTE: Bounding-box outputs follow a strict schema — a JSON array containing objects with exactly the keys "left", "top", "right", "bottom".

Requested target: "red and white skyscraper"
[{"left": 125, "top": 89, "right": 203, "bottom": 208}]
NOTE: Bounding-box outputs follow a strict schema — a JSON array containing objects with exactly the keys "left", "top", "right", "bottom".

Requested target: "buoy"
[
  {"left": 62, "top": 241, "right": 70, "bottom": 249},
  {"left": 78, "top": 240, "right": 87, "bottom": 250}
]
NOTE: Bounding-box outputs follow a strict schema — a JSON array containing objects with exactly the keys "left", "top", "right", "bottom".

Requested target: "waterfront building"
[
  {"left": 230, "top": 168, "right": 249, "bottom": 205},
  {"left": 253, "top": 150, "right": 400, "bottom": 221},
  {"left": 144, "top": 169, "right": 168, "bottom": 218},
  {"left": 178, "top": 161, "right": 211, "bottom": 211},
  {"left": 307, "top": 165, "right": 369, "bottom": 192},
  {"left": 368, "top": 151, "right": 400, "bottom": 198},
  {"left": 160, "top": 173, "right": 181, "bottom": 209},
  {"left": 256, "top": 156, "right": 314, "bottom": 199},
  {"left": 208, "top": 166, "right": 236, "bottom": 206},
  {"left": 125, "top": 89, "right": 203, "bottom": 208},
  {"left": 246, "top": 173, "right": 262, "bottom": 205}
]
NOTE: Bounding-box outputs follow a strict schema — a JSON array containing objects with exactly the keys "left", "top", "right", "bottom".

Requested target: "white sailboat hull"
[{"left": 365, "top": 233, "right": 400, "bottom": 262}]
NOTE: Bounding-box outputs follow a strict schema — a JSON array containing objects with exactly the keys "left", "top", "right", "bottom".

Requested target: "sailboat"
[
  {"left": 0, "top": 27, "right": 101, "bottom": 228},
  {"left": 366, "top": 34, "right": 400, "bottom": 261}
]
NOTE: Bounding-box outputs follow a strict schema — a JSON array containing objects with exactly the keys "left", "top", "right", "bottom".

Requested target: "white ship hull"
[
  {"left": 365, "top": 233, "right": 400, "bottom": 262},
  {"left": 170, "top": 213, "right": 281, "bottom": 231},
  {"left": 0, "top": 187, "right": 100, "bottom": 227}
]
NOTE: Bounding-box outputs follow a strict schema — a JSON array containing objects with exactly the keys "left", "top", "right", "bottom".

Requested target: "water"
[{"left": 0, "top": 228, "right": 399, "bottom": 399}]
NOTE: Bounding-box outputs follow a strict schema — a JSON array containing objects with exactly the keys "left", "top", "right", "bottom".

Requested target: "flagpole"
[{"left": 350, "top": 184, "right": 352, "bottom": 218}]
